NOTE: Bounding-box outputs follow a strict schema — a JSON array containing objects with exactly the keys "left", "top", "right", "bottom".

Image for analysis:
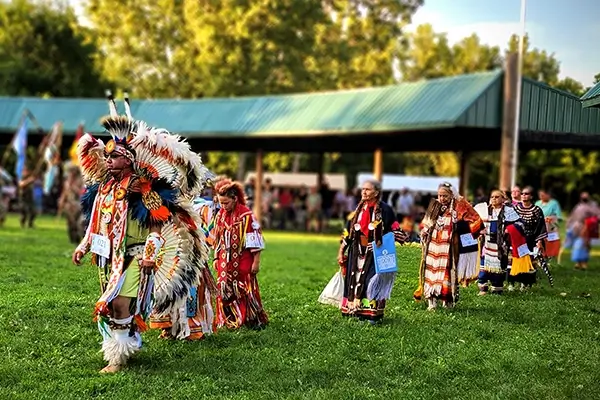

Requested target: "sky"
[
  {"left": 409, "top": 0, "right": 599, "bottom": 86},
  {"left": 68, "top": 0, "right": 599, "bottom": 87}
]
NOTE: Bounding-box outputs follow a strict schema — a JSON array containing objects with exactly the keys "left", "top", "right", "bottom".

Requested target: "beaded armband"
[{"left": 143, "top": 232, "right": 165, "bottom": 262}]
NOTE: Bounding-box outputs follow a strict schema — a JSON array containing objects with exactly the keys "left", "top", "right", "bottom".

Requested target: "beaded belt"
[{"left": 125, "top": 244, "right": 144, "bottom": 257}]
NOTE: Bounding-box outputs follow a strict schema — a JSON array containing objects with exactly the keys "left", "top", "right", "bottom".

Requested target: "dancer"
[
  {"left": 416, "top": 182, "right": 483, "bottom": 310},
  {"left": 72, "top": 93, "right": 212, "bottom": 372},
  {"left": 510, "top": 186, "right": 547, "bottom": 290},
  {"left": 337, "top": 179, "right": 408, "bottom": 324},
  {"left": 57, "top": 164, "right": 85, "bottom": 244},
  {"left": 477, "top": 190, "right": 529, "bottom": 295},
  {"left": 18, "top": 166, "right": 37, "bottom": 228},
  {"left": 536, "top": 189, "right": 562, "bottom": 259},
  {"left": 213, "top": 178, "right": 268, "bottom": 330},
  {"left": 565, "top": 192, "right": 600, "bottom": 270}
]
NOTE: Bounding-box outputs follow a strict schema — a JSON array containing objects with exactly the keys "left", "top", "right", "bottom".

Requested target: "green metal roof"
[
  {"left": 521, "top": 78, "right": 600, "bottom": 134},
  {"left": 0, "top": 71, "right": 503, "bottom": 136},
  {"left": 0, "top": 69, "right": 599, "bottom": 145},
  {"left": 581, "top": 82, "right": 600, "bottom": 108}
]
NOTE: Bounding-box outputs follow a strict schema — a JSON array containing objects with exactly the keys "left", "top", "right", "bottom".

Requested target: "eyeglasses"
[{"left": 522, "top": 192, "right": 532, "bottom": 195}]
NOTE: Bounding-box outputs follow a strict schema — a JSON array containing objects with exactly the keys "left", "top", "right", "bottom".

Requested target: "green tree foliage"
[
  {"left": 555, "top": 77, "right": 584, "bottom": 97},
  {"left": 506, "top": 34, "right": 560, "bottom": 86},
  {"left": 0, "top": 0, "right": 106, "bottom": 97},
  {"left": 401, "top": 24, "right": 502, "bottom": 81},
  {"left": 309, "top": 0, "right": 423, "bottom": 90}
]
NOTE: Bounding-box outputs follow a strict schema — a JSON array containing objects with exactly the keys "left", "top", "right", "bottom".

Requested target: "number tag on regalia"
[
  {"left": 547, "top": 232, "right": 560, "bottom": 242},
  {"left": 373, "top": 232, "right": 398, "bottom": 274},
  {"left": 91, "top": 234, "right": 111, "bottom": 258},
  {"left": 245, "top": 232, "right": 264, "bottom": 249}
]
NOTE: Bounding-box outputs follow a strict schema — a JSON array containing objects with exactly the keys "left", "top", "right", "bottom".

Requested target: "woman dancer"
[
  {"left": 337, "top": 179, "right": 408, "bottom": 324},
  {"left": 478, "top": 190, "right": 528, "bottom": 295},
  {"left": 213, "top": 179, "right": 268, "bottom": 330},
  {"left": 509, "top": 186, "right": 547, "bottom": 290},
  {"left": 416, "top": 182, "right": 483, "bottom": 310}
]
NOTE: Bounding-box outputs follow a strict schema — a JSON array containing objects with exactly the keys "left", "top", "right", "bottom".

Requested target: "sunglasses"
[
  {"left": 522, "top": 192, "right": 532, "bottom": 195},
  {"left": 105, "top": 153, "right": 126, "bottom": 160}
]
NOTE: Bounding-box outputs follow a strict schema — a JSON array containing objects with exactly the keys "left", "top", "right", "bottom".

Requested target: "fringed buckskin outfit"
[{"left": 76, "top": 93, "right": 214, "bottom": 367}]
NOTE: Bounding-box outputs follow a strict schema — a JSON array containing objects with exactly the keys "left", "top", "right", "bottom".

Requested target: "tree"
[
  {"left": 401, "top": 25, "right": 501, "bottom": 82},
  {"left": 555, "top": 77, "right": 585, "bottom": 97},
  {"left": 399, "top": 24, "right": 453, "bottom": 81},
  {"left": 450, "top": 34, "right": 502, "bottom": 75},
  {"left": 308, "top": 0, "right": 423, "bottom": 90},
  {"left": 86, "top": 0, "right": 194, "bottom": 98},
  {"left": 0, "top": 0, "right": 106, "bottom": 97},
  {"left": 507, "top": 34, "right": 560, "bottom": 85}
]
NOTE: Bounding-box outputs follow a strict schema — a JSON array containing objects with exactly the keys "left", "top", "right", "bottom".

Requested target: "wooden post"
[
  {"left": 499, "top": 53, "right": 519, "bottom": 191},
  {"left": 373, "top": 148, "right": 383, "bottom": 182},
  {"left": 459, "top": 151, "right": 470, "bottom": 197},
  {"left": 236, "top": 152, "right": 247, "bottom": 181},
  {"left": 316, "top": 153, "right": 324, "bottom": 189},
  {"left": 254, "top": 150, "right": 263, "bottom": 223}
]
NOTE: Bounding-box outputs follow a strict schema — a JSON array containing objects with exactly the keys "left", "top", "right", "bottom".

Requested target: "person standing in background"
[
  {"left": 18, "top": 166, "right": 37, "bottom": 228},
  {"left": 511, "top": 186, "right": 522, "bottom": 206},
  {"left": 536, "top": 189, "right": 562, "bottom": 258}
]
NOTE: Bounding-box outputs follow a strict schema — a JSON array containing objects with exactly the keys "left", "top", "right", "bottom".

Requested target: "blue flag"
[{"left": 12, "top": 119, "right": 28, "bottom": 181}]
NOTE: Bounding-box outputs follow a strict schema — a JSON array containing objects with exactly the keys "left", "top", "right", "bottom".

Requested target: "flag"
[
  {"left": 69, "top": 123, "right": 84, "bottom": 166},
  {"left": 12, "top": 118, "right": 28, "bottom": 181}
]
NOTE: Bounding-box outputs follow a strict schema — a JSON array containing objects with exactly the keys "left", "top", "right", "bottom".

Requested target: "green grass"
[{"left": 1, "top": 215, "right": 600, "bottom": 400}]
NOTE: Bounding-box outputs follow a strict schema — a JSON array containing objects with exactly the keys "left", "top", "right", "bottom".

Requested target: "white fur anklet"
[{"left": 101, "top": 316, "right": 140, "bottom": 366}]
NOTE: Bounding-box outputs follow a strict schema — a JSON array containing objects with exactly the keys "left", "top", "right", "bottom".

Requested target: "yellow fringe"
[{"left": 510, "top": 256, "right": 534, "bottom": 275}]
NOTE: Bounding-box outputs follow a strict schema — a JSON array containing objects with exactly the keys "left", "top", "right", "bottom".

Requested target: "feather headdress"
[{"left": 77, "top": 91, "right": 213, "bottom": 193}]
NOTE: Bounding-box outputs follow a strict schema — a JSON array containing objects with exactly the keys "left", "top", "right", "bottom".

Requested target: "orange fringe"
[{"left": 134, "top": 314, "right": 149, "bottom": 332}]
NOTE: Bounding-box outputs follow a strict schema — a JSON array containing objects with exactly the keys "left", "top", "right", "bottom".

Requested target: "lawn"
[{"left": 1, "top": 215, "right": 600, "bottom": 400}]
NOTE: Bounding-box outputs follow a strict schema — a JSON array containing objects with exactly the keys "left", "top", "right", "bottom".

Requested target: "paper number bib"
[{"left": 91, "top": 234, "right": 111, "bottom": 258}]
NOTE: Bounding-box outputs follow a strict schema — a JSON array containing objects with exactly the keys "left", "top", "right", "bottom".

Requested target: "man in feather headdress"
[{"left": 72, "top": 92, "right": 213, "bottom": 373}]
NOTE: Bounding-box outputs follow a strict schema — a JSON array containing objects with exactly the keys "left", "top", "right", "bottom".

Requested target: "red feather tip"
[
  {"left": 150, "top": 205, "right": 171, "bottom": 222},
  {"left": 139, "top": 178, "right": 152, "bottom": 194}
]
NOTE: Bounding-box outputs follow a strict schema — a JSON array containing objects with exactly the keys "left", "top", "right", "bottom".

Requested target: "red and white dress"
[{"left": 213, "top": 203, "right": 268, "bottom": 329}]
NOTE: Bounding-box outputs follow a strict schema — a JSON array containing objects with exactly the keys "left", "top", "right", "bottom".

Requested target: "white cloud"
[{"left": 407, "top": 9, "right": 544, "bottom": 50}]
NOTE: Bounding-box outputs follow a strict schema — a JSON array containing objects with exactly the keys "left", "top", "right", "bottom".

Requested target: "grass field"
[{"left": 1, "top": 215, "right": 600, "bottom": 400}]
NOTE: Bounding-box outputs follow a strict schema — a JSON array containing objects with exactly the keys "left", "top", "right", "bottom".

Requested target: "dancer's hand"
[
  {"left": 394, "top": 230, "right": 409, "bottom": 243},
  {"left": 337, "top": 251, "right": 345, "bottom": 266},
  {"left": 140, "top": 259, "right": 156, "bottom": 275},
  {"left": 251, "top": 260, "right": 260, "bottom": 275},
  {"left": 72, "top": 250, "right": 85, "bottom": 265}
]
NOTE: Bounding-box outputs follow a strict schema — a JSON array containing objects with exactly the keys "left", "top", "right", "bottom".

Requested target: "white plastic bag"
[{"left": 318, "top": 270, "right": 344, "bottom": 308}]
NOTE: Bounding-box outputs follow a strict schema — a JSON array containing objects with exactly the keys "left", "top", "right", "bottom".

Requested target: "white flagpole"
[{"left": 510, "top": 0, "right": 527, "bottom": 189}]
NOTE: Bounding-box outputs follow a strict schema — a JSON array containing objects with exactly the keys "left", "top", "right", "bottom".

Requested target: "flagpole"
[{"left": 510, "top": 0, "right": 527, "bottom": 189}]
